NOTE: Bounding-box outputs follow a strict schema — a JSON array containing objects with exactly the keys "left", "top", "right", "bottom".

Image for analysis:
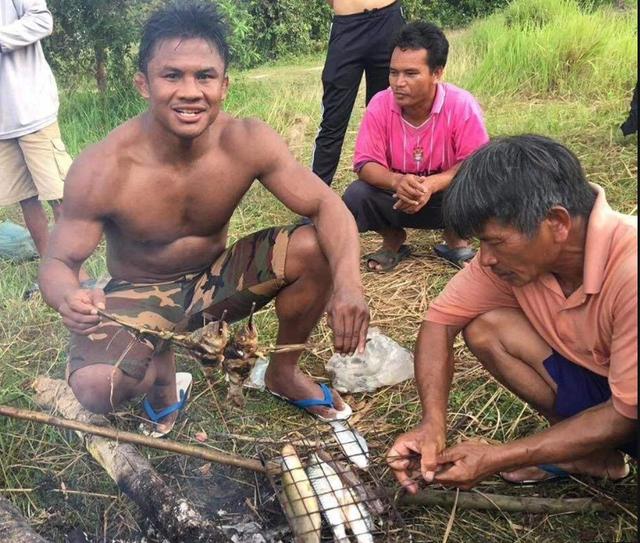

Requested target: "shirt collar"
[{"left": 583, "top": 183, "right": 617, "bottom": 295}]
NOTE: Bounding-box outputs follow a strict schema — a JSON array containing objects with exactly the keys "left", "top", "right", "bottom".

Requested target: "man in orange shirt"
[{"left": 387, "top": 135, "right": 637, "bottom": 490}]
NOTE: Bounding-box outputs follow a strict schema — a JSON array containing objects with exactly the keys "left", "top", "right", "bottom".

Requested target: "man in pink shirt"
[
  {"left": 387, "top": 135, "right": 636, "bottom": 490},
  {"left": 343, "top": 21, "right": 489, "bottom": 270}
]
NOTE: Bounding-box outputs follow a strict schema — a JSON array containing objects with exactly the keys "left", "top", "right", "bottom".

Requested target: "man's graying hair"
[{"left": 444, "top": 135, "right": 597, "bottom": 239}]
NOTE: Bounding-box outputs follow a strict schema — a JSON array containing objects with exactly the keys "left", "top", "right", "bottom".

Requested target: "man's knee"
[
  {"left": 463, "top": 309, "right": 520, "bottom": 358},
  {"left": 68, "top": 365, "right": 136, "bottom": 414},
  {"left": 287, "top": 226, "right": 329, "bottom": 278},
  {"left": 342, "top": 180, "right": 374, "bottom": 214}
]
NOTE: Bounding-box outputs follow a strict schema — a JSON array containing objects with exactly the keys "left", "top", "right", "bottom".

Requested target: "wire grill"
[{"left": 258, "top": 420, "right": 411, "bottom": 543}]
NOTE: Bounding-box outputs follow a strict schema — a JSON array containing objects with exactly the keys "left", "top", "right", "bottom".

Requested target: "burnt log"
[
  {"left": 0, "top": 495, "right": 50, "bottom": 543},
  {"left": 31, "top": 377, "right": 229, "bottom": 543}
]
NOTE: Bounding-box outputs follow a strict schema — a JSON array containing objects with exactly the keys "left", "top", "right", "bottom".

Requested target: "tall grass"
[{"left": 447, "top": 0, "right": 637, "bottom": 98}]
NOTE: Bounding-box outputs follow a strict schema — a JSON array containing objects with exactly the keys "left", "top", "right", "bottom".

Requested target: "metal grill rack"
[{"left": 257, "top": 420, "right": 411, "bottom": 543}]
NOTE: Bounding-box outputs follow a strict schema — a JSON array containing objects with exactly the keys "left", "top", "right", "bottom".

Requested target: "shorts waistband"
[{"left": 333, "top": 1, "right": 401, "bottom": 22}]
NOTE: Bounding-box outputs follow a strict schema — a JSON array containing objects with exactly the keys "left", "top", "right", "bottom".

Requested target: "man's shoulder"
[
  {"left": 368, "top": 87, "right": 394, "bottom": 110},
  {"left": 66, "top": 118, "right": 143, "bottom": 194},
  {"left": 441, "top": 83, "right": 482, "bottom": 111}
]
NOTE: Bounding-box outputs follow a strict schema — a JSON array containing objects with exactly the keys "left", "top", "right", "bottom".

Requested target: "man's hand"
[
  {"left": 433, "top": 440, "right": 499, "bottom": 490},
  {"left": 58, "top": 288, "right": 106, "bottom": 335},
  {"left": 393, "top": 175, "right": 434, "bottom": 214},
  {"left": 386, "top": 423, "right": 446, "bottom": 494},
  {"left": 326, "top": 286, "right": 369, "bottom": 355}
]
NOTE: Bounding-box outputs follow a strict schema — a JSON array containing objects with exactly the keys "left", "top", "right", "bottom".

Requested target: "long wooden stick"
[
  {"left": 398, "top": 489, "right": 612, "bottom": 513},
  {"left": 0, "top": 404, "right": 266, "bottom": 474}
]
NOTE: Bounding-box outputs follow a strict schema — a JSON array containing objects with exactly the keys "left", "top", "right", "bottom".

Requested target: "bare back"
[
  {"left": 62, "top": 112, "right": 277, "bottom": 283},
  {"left": 332, "top": 0, "right": 396, "bottom": 15}
]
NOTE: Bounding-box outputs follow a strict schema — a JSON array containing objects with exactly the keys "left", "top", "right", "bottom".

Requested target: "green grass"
[{"left": 0, "top": 0, "right": 637, "bottom": 540}]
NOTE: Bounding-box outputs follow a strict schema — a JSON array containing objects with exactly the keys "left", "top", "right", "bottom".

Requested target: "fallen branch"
[
  {"left": 25, "top": 377, "right": 231, "bottom": 542},
  {"left": 2, "top": 381, "right": 265, "bottom": 474},
  {"left": 398, "top": 488, "right": 612, "bottom": 514},
  {"left": 0, "top": 495, "right": 50, "bottom": 543}
]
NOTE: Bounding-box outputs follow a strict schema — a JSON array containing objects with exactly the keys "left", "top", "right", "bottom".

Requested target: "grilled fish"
[
  {"left": 280, "top": 444, "right": 321, "bottom": 543},
  {"left": 306, "top": 452, "right": 350, "bottom": 543},
  {"left": 317, "top": 451, "right": 385, "bottom": 516},
  {"left": 330, "top": 421, "right": 370, "bottom": 469},
  {"left": 340, "top": 485, "right": 374, "bottom": 543}
]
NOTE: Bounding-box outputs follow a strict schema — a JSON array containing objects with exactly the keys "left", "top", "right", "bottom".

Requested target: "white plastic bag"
[{"left": 325, "top": 327, "right": 414, "bottom": 393}]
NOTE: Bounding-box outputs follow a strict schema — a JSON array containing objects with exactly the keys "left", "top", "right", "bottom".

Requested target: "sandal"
[
  {"left": 363, "top": 244, "right": 412, "bottom": 272},
  {"left": 434, "top": 244, "right": 476, "bottom": 268}
]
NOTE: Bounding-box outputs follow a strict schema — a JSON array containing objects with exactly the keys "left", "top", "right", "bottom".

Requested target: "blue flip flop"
[
  {"left": 142, "top": 372, "right": 192, "bottom": 438},
  {"left": 268, "top": 383, "right": 352, "bottom": 422}
]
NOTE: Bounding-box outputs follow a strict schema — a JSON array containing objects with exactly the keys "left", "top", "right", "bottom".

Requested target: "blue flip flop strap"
[
  {"left": 288, "top": 383, "right": 335, "bottom": 409},
  {"left": 143, "top": 389, "right": 187, "bottom": 423},
  {"left": 538, "top": 464, "right": 570, "bottom": 478}
]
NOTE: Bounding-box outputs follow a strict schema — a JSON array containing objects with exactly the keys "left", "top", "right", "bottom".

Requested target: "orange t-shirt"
[{"left": 426, "top": 185, "right": 638, "bottom": 419}]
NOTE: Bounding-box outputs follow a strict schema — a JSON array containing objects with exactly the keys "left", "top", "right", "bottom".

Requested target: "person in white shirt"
[{"left": 0, "top": 0, "right": 72, "bottom": 257}]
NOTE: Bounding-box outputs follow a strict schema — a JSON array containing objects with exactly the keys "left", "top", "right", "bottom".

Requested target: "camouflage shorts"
[{"left": 68, "top": 224, "right": 301, "bottom": 380}]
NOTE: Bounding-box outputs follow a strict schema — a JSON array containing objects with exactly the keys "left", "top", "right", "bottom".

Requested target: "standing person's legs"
[
  {"left": 363, "top": 3, "right": 405, "bottom": 103},
  {"left": 463, "top": 308, "right": 631, "bottom": 481},
  {"left": 18, "top": 122, "right": 71, "bottom": 256},
  {"left": 312, "top": 19, "right": 365, "bottom": 186}
]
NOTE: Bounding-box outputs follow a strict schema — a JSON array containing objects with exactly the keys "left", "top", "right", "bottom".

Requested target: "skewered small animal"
[
  {"left": 188, "top": 317, "right": 230, "bottom": 363},
  {"left": 280, "top": 444, "right": 322, "bottom": 543},
  {"left": 221, "top": 304, "right": 260, "bottom": 407}
]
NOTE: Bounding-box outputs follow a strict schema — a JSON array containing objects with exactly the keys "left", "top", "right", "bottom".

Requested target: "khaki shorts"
[
  {"left": 0, "top": 121, "right": 71, "bottom": 206},
  {"left": 67, "top": 224, "right": 302, "bottom": 381}
]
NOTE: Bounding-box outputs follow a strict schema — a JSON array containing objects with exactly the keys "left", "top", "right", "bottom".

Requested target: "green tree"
[{"left": 45, "top": 0, "right": 153, "bottom": 92}]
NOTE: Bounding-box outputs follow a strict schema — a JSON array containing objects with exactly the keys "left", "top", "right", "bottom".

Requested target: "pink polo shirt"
[
  {"left": 353, "top": 83, "right": 489, "bottom": 175},
  {"left": 426, "top": 185, "right": 638, "bottom": 419}
]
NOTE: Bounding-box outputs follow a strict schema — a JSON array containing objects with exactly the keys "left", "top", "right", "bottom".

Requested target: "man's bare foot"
[
  {"left": 143, "top": 377, "right": 179, "bottom": 436},
  {"left": 501, "top": 450, "right": 630, "bottom": 483},
  {"left": 265, "top": 366, "right": 348, "bottom": 420}
]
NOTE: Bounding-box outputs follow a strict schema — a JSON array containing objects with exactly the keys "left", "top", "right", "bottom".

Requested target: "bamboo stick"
[
  {"left": 0, "top": 404, "right": 266, "bottom": 474},
  {"left": 398, "top": 489, "right": 611, "bottom": 514}
]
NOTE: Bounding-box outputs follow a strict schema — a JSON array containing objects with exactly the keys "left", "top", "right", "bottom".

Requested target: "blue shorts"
[{"left": 543, "top": 351, "right": 637, "bottom": 458}]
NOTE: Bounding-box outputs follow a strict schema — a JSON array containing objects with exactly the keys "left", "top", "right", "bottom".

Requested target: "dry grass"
[{"left": 0, "top": 34, "right": 638, "bottom": 543}]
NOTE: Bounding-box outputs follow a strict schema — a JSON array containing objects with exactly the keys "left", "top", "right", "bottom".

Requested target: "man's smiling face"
[{"left": 135, "top": 37, "right": 229, "bottom": 140}]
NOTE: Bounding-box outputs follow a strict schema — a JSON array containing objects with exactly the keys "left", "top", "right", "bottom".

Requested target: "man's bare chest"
[{"left": 108, "top": 166, "right": 252, "bottom": 242}]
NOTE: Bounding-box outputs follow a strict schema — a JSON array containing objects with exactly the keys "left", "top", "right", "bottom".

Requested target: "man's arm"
[
  {"left": 0, "top": 0, "right": 53, "bottom": 53},
  {"left": 435, "top": 402, "right": 636, "bottom": 489},
  {"left": 386, "top": 320, "right": 460, "bottom": 493},
  {"left": 39, "top": 151, "right": 107, "bottom": 334},
  {"left": 247, "top": 120, "right": 369, "bottom": 354}
]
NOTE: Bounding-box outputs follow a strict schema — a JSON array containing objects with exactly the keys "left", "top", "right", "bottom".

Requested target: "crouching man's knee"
[
  {"left": 68, "top": 364, "right": 128, "bottom": 414},
  {"left": 463, "top": 309, "right": 517, "bottom": 360}
]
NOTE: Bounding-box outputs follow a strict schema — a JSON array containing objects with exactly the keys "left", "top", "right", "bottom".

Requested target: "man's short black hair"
[
  {"left": 444, "top": 135, "right": 597, "bottom": 239},
  {"left": 391, "top": 21, "right": 449, "bottom": 72},
  {"left": 138, "top": 1, "right": 229, "bottom": 74}
]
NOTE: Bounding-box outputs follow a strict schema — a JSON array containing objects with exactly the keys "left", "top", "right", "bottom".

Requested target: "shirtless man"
[
  {"left": 39, "top": 1, "right": 369, "bottom": 434},
  {"left": 312, "top": 0, "right": 405, "bottom": 186}
]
